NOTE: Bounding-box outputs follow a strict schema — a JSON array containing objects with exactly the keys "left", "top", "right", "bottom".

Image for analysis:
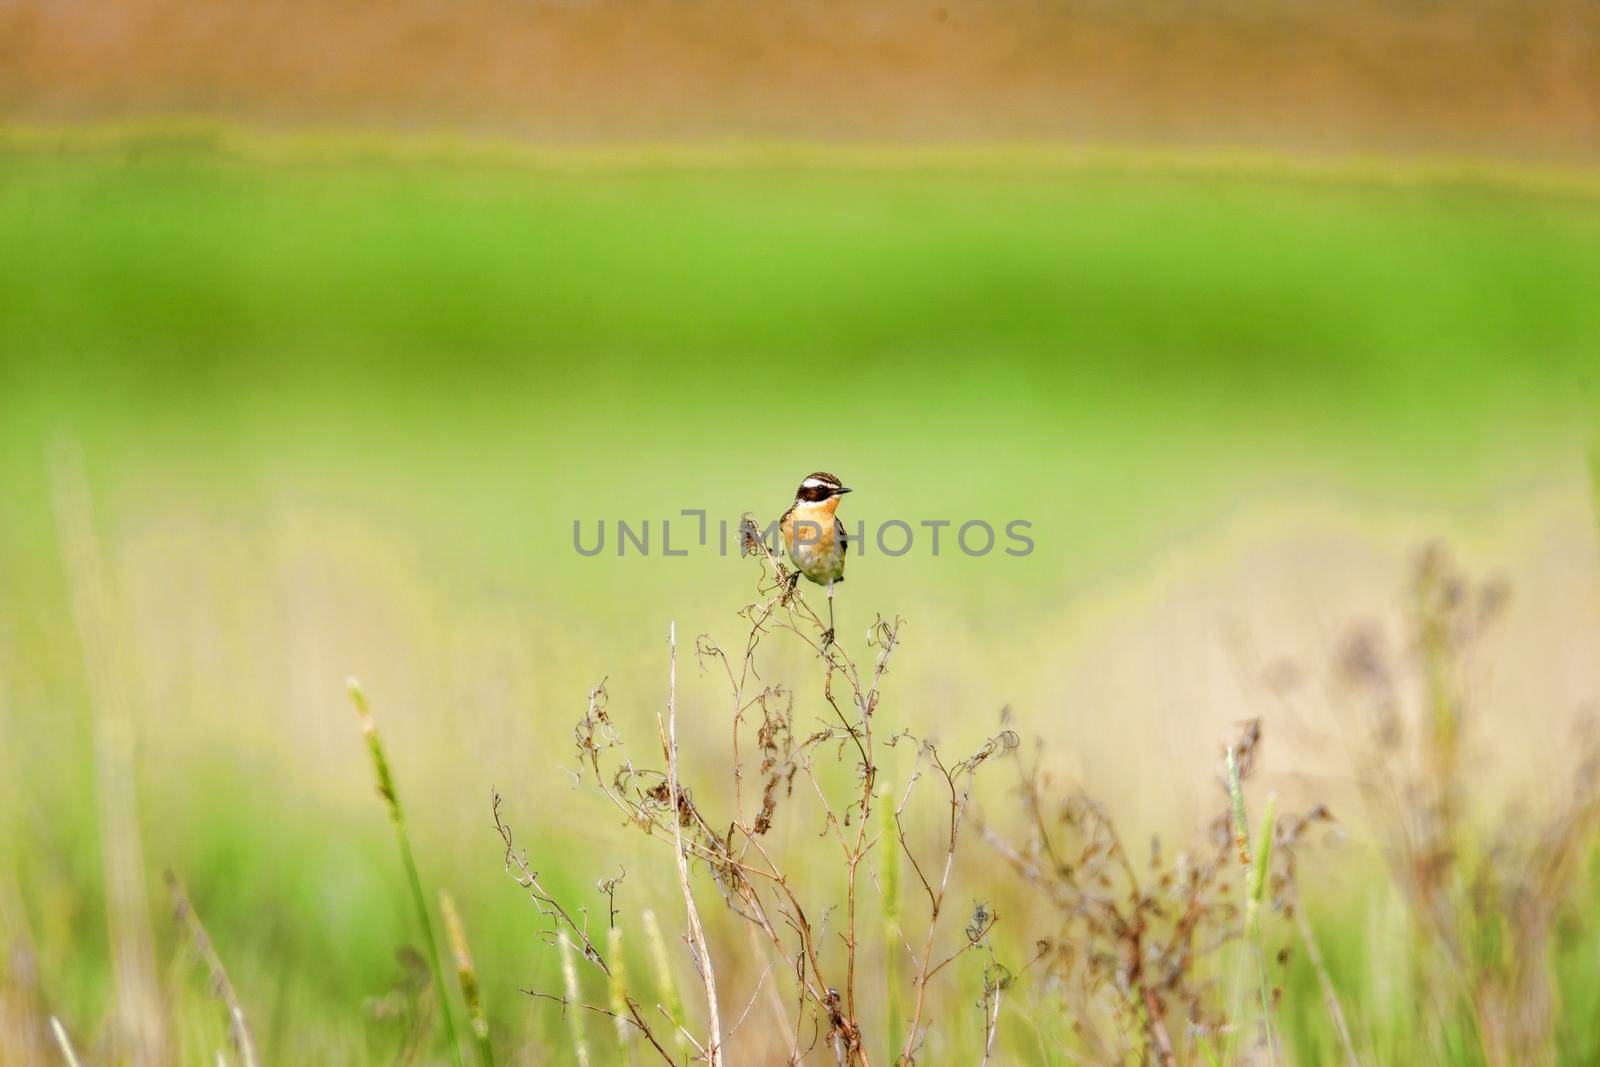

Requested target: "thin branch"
[
  {"left": 1294, "top": 903, "right": 1361, "bottom": 1067},
  {"left": 661, "top": 622, "right": 724, "bottom": 1065},
  {"left": 164, "top": 872, "right": 259, "bottom": 1067},
  {"left": 50, "top": 1018, "right": 84, "bottom": 1067}
]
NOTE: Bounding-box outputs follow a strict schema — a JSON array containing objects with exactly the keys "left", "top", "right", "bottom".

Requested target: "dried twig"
[
  {"left": 1339, "top": 544, "right": 1600, "bottom": 1066},
  {"left": 660, "top": 621, "right": 724, "bottom": 1064},
  {"left": 49, "top": 1017, "right": 84, "bottom": 1067},
  {"left": 554, "top": 512, "right": 1008, "bottom": 1065},
  {"left": 1293, "top": 902, "right": 1360, "bottom": 1067},
  {"left": 495, "top": 797, "right": 677, "bottom": 1065},
  {"left": 165, "top": 871, "right": 259, "bottom": 1067},
  {"left": 982, "top": 720, "right": 1322, "bottom": 1067}
]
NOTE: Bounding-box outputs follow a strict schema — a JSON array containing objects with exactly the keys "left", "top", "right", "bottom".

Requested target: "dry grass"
[
  {"left": 483, "top": 512, "right": 1600, "bottom": 1064},
  {"left": 498, "top": 515, "right": 1017, "bottom": 1064},
  {"left": 1337, "top": 543, "right": 1600, "bottom": 1067},
  {"left": 978, "top": 717, "right": 1335, "bottom": 1067},
  {"left": 3, "top": 0, "right": 1597, "bottom": 157},
  {"left": 7, "top": 445, "right": 1600, "bottom": 1064},
  {"left": 48, "top": 441, "right": 166, "bottom": 1067},
  {"left": 163, "top": 871, "right": 259, "bottom": 1067},
  {"left": 8, "top": 519, "right": 1600, "bottom": 1064}
]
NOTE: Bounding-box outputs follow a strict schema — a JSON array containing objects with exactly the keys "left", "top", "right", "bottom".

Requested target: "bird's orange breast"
[{"left": 783, "top": 501, "right": 838, "bottom": 548}]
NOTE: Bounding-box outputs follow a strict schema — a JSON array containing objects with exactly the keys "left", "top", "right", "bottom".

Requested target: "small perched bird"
[{"left": 780, "top": 471, "right": 852, "bottom": 645}]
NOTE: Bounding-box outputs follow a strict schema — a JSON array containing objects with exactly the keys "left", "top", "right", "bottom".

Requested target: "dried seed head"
[
  {"left": 1226, "top": 748, "right": 1250, "bottom": 866},
  {"left": 438, "top": 890, "right": 490, "bottom": 1044},
  {"left": 640, "top": 909, "right": 687, "bottom": 1051},
  {"left": 607, "top": 925, "right": 630, "bottom": 1050},
  {"left": 557, "top": 933, "right": 591, "bottom": 1067}
]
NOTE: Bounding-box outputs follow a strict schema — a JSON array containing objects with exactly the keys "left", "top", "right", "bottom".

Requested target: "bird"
[{"left": 779, "top": 471, "right": 852, "bottom": 646}]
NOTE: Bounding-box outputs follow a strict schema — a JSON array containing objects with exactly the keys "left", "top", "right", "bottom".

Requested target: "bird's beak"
[{"left": 837, "top": 487, "right": 853, "bottom": 495}]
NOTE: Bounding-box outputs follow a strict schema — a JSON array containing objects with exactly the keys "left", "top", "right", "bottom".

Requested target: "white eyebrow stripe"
[{"left": 802, "top": 477, "right": 829, "bottom": 489}]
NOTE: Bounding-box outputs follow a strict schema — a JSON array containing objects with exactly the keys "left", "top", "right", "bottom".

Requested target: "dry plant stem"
[
  {"left": 164, "top": 872, "right": 260, "bottom": 1067},
  {"left": 1097, "top": 812, "right": 1177, "bottom": 1067},
  {"left": 524, "top": 989, "right": 683, "bottom": 1064},
  {"left": 980, "top": 982, "right": 1005, "bottom": 1066},
  {"left": 494, "top": 800, "right": 679, "bottom": 1065},
  {"left": 752, "top": 533, "right": 903, "bottom": 1061},
  {"left": 1338, "top": 545, "right": 1600, "bottom": 1066},
  {"left": 689, "top": 558, "right": 867, "bottom": 1051},
  {"left": 50, "top": 440, "right": 166, "bottom": 1067},
  {"left": 1139, "top": 984, "right": 1177, "bottom": 1067},
  {"left": 980, "top": 719, "right": 1317, "bottom": 1067},
  {"left": 1109, "top": 843, "right": 1176, "bottom": 1067},
  {"left": 896, "top": 750, "right": 1001, "bottom": 1065},
  {"left": 347, "top": 678, "right": 466, "bottom": 1067},
  {"left": 50, "top": 1017, "right": 84, "bottom": 1067},
  {"left": 720, "top": 952, "right": 784, "bottom": 1051},
  {"left": 1294, "top": 903, "right": 1360, "bottom": 1067},
  {"left": 661, "top": 622, "right": 725, "bottom": 1065},
  {"left": 745, "top": 920, "right": 798, "bottom": 1057},
  {"left": 570, "top": 525, "right": 1004, "bottom": 1067}
]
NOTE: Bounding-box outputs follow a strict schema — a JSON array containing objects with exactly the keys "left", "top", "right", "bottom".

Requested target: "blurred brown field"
[{"left": 3, "top": 0, "right": 1598, "bottom": 156}]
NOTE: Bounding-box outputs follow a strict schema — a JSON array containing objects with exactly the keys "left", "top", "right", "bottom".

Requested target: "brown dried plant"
[
  {"left": 1336, "top": 543, "right": 1600, "bottom": 1067},
  {"left": 164, "top": 871, "right": 260, "bottom": 1067},
  {"left": 981, "top": 718, "right": 1333, "bottom": 1067},
  {"left": 497, "top": 515, "right": 1016, "bottom": 1065}
]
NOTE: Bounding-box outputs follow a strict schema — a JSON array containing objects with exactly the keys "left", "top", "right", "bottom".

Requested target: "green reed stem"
[
  {"left": 440, "top": 888, "right": 495, "bottom": 1067},
  {"left": 881, "top": 782, "right": 904, "bottom": 1065},
  {"left": 348, "top": 677, "right": 465, "bottom": 1067},
  {"left": 1227, "top": 747, "right": 1279, "bottom": 1067}
]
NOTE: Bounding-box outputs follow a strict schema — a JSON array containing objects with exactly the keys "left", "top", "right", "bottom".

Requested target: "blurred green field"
[{"left": 2, "top": 128, "right": 1600, "bottom": 1065}]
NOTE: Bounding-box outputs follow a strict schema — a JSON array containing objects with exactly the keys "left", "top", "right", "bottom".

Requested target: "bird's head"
[{"left": 794, "top": 471, "right": 852, "bottom": 506}]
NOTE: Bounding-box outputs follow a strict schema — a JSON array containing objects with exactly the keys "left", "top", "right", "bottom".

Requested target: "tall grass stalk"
[
  {"left": 1227, "top": 748, "right": 1278, "bottom": 1066},
  {"left": 50, "top": 440, "right": 166, "bottom": 1067},
  {"left": 347, "top": 677, "right": 465, "bottom": 1067},
  {"left": 440, "top": 888, "right": 495, "bottom": 1067},
  {"left": 558, "top": 932, "right": 593, "bottom": 1067},
  {"left": 657, "top": 622, "right": 723, "bottom": 1064},
  {"left": 50, "top": 1016, "right": 84, "bottom": 1067},
  {"left": 880, "top": 781, "right": 904, "bottom": 1066},
  {"left": 1293, "top": 901, "right": 1361, "bottom": 1067},
  {"left": 641, "top": 908, "right": 687, "bottom": 1051},
  {"left": 608, "top": 925, "right": 632, "bottom": 1059},
  {"left": 165, "top": 871, "right": 260, "bottom": 1067}
]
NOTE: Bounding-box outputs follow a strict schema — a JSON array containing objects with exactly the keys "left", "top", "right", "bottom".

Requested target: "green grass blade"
[{"left": 348, "top": 677, "right": 465, "bottom": 1067}]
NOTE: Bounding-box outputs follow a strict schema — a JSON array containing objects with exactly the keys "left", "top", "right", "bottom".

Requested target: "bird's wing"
[
  {"left": 836, "top": 517, "right": 847, "bottom": 562},
  {"left": 778, "top": 504, "right": 798, "bottom": 559}
]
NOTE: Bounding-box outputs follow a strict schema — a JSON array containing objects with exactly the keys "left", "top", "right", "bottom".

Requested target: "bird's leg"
[{"left": 823, "top": 579, "right": 836, "bottom": 648}]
